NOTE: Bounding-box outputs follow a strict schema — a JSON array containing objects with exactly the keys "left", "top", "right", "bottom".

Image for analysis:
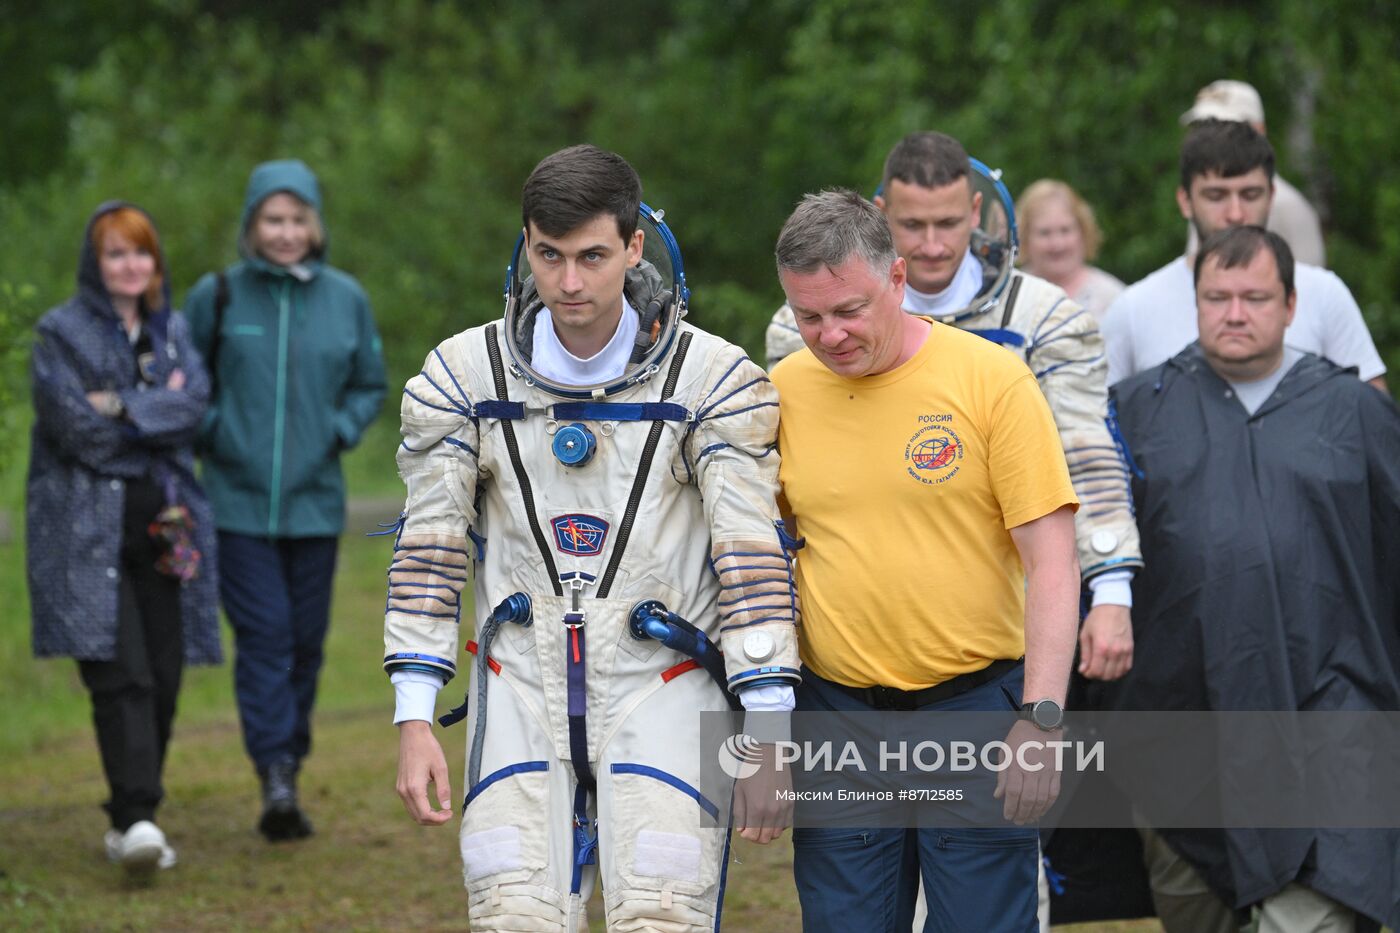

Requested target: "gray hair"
[{"left": 775, "top": 189, "right": 896, "bottom": 277}]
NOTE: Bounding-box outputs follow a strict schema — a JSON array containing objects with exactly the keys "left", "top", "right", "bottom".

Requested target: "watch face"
[{"left": 1031, "top": 700, "right": 1063, "bottom": 730}]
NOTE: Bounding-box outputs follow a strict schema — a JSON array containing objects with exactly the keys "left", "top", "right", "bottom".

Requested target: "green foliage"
[
  {"left": 1, "top": 0, "right": 1397, "bottom": 493},
  {"left": 0, "top": 282, "right": 39, "bottom": 473}
]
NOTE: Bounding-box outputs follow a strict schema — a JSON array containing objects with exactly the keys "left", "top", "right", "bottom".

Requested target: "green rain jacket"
[{"left": 185, "top": 159, "right": 386, "bottom": 537}]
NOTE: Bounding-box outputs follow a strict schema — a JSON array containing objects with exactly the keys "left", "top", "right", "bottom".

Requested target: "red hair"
[{"left": 91, "top": 207, "right": 165, "bottom": 310}]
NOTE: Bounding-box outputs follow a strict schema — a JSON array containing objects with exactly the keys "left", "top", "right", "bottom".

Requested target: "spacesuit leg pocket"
[
  {"left": 461, "top": 761, "right": 568, "bottom": 929},
  {"left": 600, "top": 761, "right": 725, "bottom": 932}
]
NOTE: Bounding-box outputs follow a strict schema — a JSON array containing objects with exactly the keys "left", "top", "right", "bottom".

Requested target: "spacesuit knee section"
[
  {"left": 601, "top": 761, "right": 726, "bottom": 932},
  {"left": 465, "top": 885, "right": 569, "bottom": 932},
  {"left": 460, "top": 759, "right": 568, "bottom": 929}
]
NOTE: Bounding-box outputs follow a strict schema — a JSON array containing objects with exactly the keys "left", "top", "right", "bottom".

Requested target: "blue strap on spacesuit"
[
  {"left": 963, "top": 276, "right": 1028, "bottom": 352},
  {"left": 565, "top": 606, "right": 593, "bottom": 793},
  {"left": 964, "top": 328, "right": 1027, "bottom": 348},
  {"left": 1104, "top": 397, "right": 1144, "bottom": 481},
  {"left": 571, "top": 781, "right": 597, "bottom": 894},
  {"left": 470, "top": 399, "right": 693, "bottom": 423}
]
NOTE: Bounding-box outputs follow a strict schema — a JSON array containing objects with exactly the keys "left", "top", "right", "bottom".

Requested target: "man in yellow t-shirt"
[{"left": 772, "top": 189, "right": 1081, "bottom": 933}]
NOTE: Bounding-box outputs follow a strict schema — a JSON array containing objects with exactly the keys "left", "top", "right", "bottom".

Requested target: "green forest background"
[{"left": 4, "top": 0, "right": 1400, "bottom": 471}]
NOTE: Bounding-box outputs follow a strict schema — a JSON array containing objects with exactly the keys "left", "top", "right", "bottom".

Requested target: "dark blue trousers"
[
  {"left": 217, "top": 532, "right": 338, "bottom": 771},
  {"left": 792, "top": 664, "right": 1039, "bottom": 933}
]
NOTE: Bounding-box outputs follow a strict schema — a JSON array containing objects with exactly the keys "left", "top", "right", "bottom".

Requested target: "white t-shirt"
[
  {"left": 901, "top": 250, "right": 983, "bottom": 316},
  {"left": 1102, "top": 256, "right": 1385, "bottom": 386}
]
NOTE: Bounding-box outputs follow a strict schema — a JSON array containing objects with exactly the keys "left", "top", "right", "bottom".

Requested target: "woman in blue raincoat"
[{"left": 28, "top": 202, "right": 220, "bottom": 878}]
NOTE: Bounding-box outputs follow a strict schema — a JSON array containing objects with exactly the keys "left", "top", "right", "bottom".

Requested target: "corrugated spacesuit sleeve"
[
  {"left": 383, "top": 338, "right": 481, "bottom": 684},
  {"left": 687, "top": 343, "right": 802, "bottom": 692},
  {"left": 1024, "top": 293, "right": 1144, "bottom": 581},
  {"left": 764, "top": 303, "right": 805, "bottom": 371}
]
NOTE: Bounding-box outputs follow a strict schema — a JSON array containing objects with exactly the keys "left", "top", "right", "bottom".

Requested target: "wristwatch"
[{"left": 1018, "top": 699, "right": 1064, "bottom": 731}]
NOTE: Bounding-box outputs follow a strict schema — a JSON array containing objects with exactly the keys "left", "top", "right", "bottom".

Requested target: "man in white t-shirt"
[{"left": 1103, "top": 119, "right": 1387, "bottom": 392}]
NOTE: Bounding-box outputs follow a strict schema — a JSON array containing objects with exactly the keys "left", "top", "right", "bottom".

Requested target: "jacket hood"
[
  {"left": 238, "top": 159, "right": 327, "bottom": 268},
  {"left": 77, "top": 200, "right": 171, "bottom": 322}
]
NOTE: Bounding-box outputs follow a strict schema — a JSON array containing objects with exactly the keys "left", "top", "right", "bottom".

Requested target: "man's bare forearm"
[{"left": 1012, "top": 506, "right": 1080, "bottom": 705}]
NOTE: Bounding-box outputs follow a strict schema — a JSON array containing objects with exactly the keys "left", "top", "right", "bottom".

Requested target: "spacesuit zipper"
[
  {"left": 484, "top": 323, "right": 562, "bottom": 595},
  {"left": 596, "top": 331, "right": 693, "bottom": 598}
]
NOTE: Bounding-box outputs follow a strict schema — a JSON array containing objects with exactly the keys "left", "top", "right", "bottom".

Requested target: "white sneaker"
[
  {"left": 104, "top": 821, "right": 177, "bottom": 875},
  {"left": 106, "top": 833, "right": 178, "bottom": 869}
]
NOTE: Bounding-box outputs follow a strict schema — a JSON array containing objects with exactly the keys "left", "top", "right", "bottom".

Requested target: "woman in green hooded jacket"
[{"left": 185, "top": 159, "right": 386, "bottom": 841}]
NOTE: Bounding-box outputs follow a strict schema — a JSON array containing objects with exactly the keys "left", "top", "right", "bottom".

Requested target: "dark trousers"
[
  {"left": 792, "top": 665, "right": 1039, "bottom": 933},
  {"left": 78, "top": 479, "right": 184, "bottom": 832},
  {"left": 217, "top": 532, "right": 338, "bottom": 771}
]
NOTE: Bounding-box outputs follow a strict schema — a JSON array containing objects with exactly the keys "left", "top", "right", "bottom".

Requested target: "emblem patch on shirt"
[
  {"left": 551, "top": 514, "right": 610, "bottom": 556},
  {"left": 905, "top": 416, "right": 963, "bottom": 486}
]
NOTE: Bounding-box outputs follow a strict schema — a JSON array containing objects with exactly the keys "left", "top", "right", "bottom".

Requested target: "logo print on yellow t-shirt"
[{"left": 905, "top": 417, "right": 963, "bottom": 485}]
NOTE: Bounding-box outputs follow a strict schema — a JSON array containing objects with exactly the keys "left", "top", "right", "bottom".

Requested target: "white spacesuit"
[
  {"left": 765, "top": 163, "right": 1142, "bottom": 584},
  {"left": 385, "top": 213, "right": 800, "bottom": 931}
]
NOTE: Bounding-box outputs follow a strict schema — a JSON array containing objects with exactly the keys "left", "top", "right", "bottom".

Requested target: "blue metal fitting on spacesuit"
[
  {"left": 491, "top": 591, "right": 534, "bottom": 627},
  {"left": 628, "top": 599, "right": 670, "bottom": 641},
  {"left": 552, "top": 423, "right": 597, "bottom": 467},
  {"left": 628, "top": 600, "right": 713, "bottom": 659}
]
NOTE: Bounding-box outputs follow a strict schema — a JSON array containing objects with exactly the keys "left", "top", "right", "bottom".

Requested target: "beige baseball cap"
[{"left": 1180, "top": 79, "right": 1265, "bottom": 125}]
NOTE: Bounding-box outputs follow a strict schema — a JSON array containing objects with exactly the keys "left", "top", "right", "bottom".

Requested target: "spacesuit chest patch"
[{"left": 551, "top": 514, "right": 610, "bottom": 556}]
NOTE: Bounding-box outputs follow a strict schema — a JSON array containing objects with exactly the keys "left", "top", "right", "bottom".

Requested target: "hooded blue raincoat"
[{"left": 28, "top": 202, "right": 222, "bottom": 665}]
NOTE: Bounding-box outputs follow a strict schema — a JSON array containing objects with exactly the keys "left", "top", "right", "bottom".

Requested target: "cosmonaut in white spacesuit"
[{"left": 385, "top": 145, "right": 800, "bottom": 931}]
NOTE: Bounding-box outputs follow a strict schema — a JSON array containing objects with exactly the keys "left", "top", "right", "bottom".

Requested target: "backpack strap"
[{"left": 207, "top": 271, "right": 229, "bottom": 395}]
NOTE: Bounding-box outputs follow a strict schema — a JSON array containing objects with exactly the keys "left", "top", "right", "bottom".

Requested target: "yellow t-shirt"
[{"left": 772, "top": 321, "right": 1078, "bottom": 691}]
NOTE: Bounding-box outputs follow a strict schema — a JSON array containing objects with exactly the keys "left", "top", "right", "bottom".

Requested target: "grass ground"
[{"left": 0, "top": 449, "right": 1162, "bottom": 929}]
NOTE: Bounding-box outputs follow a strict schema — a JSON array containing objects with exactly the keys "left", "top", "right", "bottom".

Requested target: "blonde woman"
[
  {"left": 1017, "top": 179, "right": 1123, "bottom": 322},
  {"left": 185, "top": 160, "right": 386, "bottom": 841}
]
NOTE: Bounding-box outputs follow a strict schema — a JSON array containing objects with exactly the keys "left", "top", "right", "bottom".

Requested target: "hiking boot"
[
  {"left": 258, "top": 757, "right": 313, "bottom": 842},
  {"left": 104, "top": 820, "right": 176, "bottom": 877}
]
